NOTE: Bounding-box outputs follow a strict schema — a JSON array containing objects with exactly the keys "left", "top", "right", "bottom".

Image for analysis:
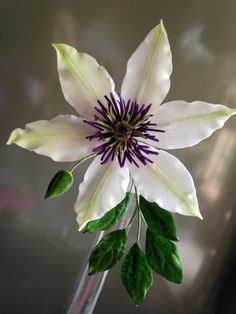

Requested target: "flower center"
[
  {"left": 83, "top": 93, "right": 164, "bottom": 167},
  {"left": 114, "top": 121, "right": 133, "bottom": 141}
]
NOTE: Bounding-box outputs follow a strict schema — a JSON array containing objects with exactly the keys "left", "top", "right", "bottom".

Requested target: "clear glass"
[
  {"left": 66, "top": 197, "right": 135, "bottom": 314},
  {"left": 66, "top": 231, "right": 108, "bottom": 314}
]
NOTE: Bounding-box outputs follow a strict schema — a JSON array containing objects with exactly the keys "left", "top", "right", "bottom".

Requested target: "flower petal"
[
  {"left": 128, "top": 150, "right": 201, "bottom": 218},
  {"left": 53, "top": 44, "right": 115, "bottom": 119},
  {"left": 7, "top": 115, "right": 94, "bottom": 162},
  {"left": 121, "top": 20, "right": 172, "bottom": 113},
  {"left": 75, "top": 157, "right": 129, "bottom": 230},
  {"left": 150, "top": 101, "right": 236, "bottom": 149}
]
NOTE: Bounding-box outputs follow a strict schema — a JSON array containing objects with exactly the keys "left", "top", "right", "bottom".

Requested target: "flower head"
[
  {"left": 84, "top": 93, "right": 164, "bottom": 167},
  {"left": 7, "top": 21, "right": 236, "bottom": 230}
]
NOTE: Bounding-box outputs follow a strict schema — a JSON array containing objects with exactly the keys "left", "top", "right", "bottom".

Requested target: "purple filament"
[{"left": 83, "top": 93, "right": 164, "bottom": 167}]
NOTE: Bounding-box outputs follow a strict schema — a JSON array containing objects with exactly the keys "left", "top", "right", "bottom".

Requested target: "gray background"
[{"left": 0, "top": 0, "right": 236, "bottom": 313}]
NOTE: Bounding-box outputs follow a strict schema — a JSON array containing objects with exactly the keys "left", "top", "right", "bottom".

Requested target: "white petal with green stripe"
[
  {"left": 128, "top": 149, "right": 202, "bottom": 219},
  {"left": 53, "top": 44, "right": 115, "bottom": 119},
  {"left": 7, "top": 115, "right": 94, "bottom": 162},
  {"left": 149, "top": 101, "right": 236, "bottom": 149},
  {"left": 75, "top": 157, "right": 129, "bottom": 230},
  {"left": 121, "top": 20, "right": 172, "bottom": 114}
]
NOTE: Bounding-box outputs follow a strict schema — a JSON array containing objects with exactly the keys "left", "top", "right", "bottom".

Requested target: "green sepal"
[
  {"left": 45, "top": 170, "right": 73, "bottom": 200},
  {"left": 140, "top": 196, "right": 178, "bottom": 241},
  {"left": 121, "top": 243, "right": 153, "bottom": 305},
  {"left": 89, "top": 229, "right": 128, "bottom": 275},
  {"left": 145, "top": 229, "right": 183, "bottom": 284},
  {"left": 86, "top": 192, "right": 131, "bottom": 232}
]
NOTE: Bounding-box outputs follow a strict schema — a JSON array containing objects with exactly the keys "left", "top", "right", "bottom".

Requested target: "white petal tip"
[
  {"left": 194, "top": 212, "right": 203, "bottom": 220},
  {"left": 159, "top": 19, "right": 164, "bottom": 29},
  {"left": 198, "top": 213, "right": 203, "bottom": 220},
  {"left": 177, "top": 210, "right": 203, "bottom": 220},
  {"left": 7, "top": 128, "right": 22, "bottom": 145},
  {"left": 76, "top": 215, "right": 87, "bottom": 231},
  {"left": 230, "top": 108, "right": 236, "bottom": 116},
  {"left": 156, "top": 19, "right": 166, "bottom": 33},
  {"left": 52, "top": 43, "right": 73, "bottom": 55},
  {"left": 188, "top": 209, "right": 203, "bottom": 220},
  {"left": 78, "top": 223, "right": 86, "bottom": 232},
  {"left": 52, "top": 43, "right": 62, "bottom": 50}
]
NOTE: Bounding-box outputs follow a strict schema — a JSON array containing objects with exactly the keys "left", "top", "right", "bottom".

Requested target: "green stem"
[
  {"left": 128, "top": 177, "right": 134, "bottom": 193},
  {"left": 126, "top": 206, "right": 137, "bottom": 230},
  {"left": 137, "top": 211, "right": 141, "bottom": 243},
  {"left": 125, "top": 180, "right": 136, "bottom": 230},
  {"left": 70, "top": 153, "right": 96, "bottom": 172},
  {"left": 135, "top": 187, "right": 141, "bottom": 243}
]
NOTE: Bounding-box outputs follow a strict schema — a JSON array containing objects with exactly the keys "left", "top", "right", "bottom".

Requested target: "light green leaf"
[
  {"left": 89, "top": 229, "right": 127, "bottom": 275},
  {"left": 121, "top": 243, "right": 153, "bottom": 305},
  {"left": 145, "top": 229, "right": 183, "bottom": 284},
  {"left": 45, "top": 170, "right": 73, "bottom": 199},
  {"left": 86, "top": 192, "right": 131, "bottom": 232},
  {"left": 140, "top": 196, "right": 178, "bottom": 241}
]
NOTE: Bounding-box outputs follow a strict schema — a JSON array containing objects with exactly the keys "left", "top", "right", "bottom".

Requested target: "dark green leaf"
[
  {"left": 121, "top": 243, "right": 153, "bottom": 305},
  {"left": 89, "top": 229, "right": 127, "bottom": 275},
  {"left": 45, "top": 170, "right": 73, "bottom": 199},
  {"left": 86, "top": 193, "right": 131, "bottom": 232},
  {"left": 140, "top": 196, "right": 178, "bottom": 241},
  {"left": 145, "top": 229, "right": 183, "bottom": 284}
]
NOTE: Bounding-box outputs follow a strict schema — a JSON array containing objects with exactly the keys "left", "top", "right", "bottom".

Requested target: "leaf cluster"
[{"left": 45, "top": 170, "right": 183, "bottom": 305}]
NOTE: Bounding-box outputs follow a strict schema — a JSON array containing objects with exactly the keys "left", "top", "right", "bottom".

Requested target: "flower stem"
[
  {"left": 137, "top": 211, "right": 141, "bottom": 243},
  {"left": 135, "top": 187, "right": 141, "bottom": 243},
  {"left": 70, "top": 153, "right": 96, "bottom": 172},
  {"left": 126, "top": 207, "right": 137, "bottom": 230}
]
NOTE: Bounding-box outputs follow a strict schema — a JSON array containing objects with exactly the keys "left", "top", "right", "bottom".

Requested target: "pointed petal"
[
  {"left": 53, "top": 44, "right": 115, "bottom": 119},
  {"left": 150, "top": 101, "right": 236, "bottom": 149},
  {"left": 121, "top": 20, "right": 172, "bottom": 113},
  {"left": 7, "top": 115, "right": 94, "bottom": 162},
  {"left": 75, "top": 158, "right": 129, "bottom": 230},
  {"left": 128, "top": 150, "right": 201, "bottom": 218}
]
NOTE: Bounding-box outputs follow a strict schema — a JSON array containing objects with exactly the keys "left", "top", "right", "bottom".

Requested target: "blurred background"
[{"left": 0, "top": 0, "right": 236, "bottom": 313}]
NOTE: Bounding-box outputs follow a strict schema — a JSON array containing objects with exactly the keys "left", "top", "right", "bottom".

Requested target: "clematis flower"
[{"left": 7, "top": 21, "right": 236, "bottom": 230}]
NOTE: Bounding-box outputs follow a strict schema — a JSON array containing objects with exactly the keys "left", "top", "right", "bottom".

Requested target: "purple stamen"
[{"left": 83, "top": 93, "right": 163, "bottom": 167}]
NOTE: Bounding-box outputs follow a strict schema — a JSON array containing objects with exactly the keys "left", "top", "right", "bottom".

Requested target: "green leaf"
[
  {"left": 140, "top": 196, "right": 178, "bottom": 241},
  {"left": 86, "top": 192, "right": 131, "bottom": 232},
  {"left": 121, "top": 243, "right": 153, "bottom": 305},
  {"left": 45, "top": 170, "right": 73, "bottom": 199},
  {"left": 145, "top": 229, "right": 183, "bottom": 284},
  {"left": 89, "top": 229, "right": 127, "bottom": 275}
]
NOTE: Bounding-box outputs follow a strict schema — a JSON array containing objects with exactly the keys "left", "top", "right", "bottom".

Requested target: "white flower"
[{"left": 7, "top": 21, "right": 236, "bottom": 230}]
